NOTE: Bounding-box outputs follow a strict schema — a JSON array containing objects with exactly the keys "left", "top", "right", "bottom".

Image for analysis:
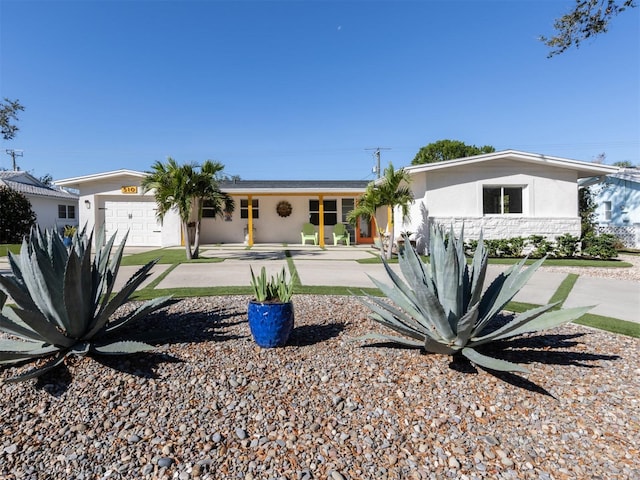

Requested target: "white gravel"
[
  {"left": 540, "top": 253, "right": 640, "bottom": 282},
  {"left": 1, "top": 295, "right": 638, "bottom": 479}
]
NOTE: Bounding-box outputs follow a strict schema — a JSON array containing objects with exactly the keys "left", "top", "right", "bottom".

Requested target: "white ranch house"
[
  {"left": 54, "top": 171, "right": 371, "bottom": 247},
  {"left": 394, "top": 150, "right": 619, "bottom": 250},
  {"left": 54, "top": 150, "right": 619, "bottom": 249},
  {"left": 0, "top": 171, "right": 78, "bottom": 235}
]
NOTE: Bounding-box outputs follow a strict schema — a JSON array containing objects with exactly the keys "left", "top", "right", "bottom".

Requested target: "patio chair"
[
  {"left": 333, "top": 223, "right": 350, "bottom": 246},
  {"left": 300, "top": 223, "right": 318, "bottom": 245}
]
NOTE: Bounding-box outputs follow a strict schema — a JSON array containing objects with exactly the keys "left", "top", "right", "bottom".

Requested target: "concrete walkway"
[{"left": 1, "top": 244, "right": 638, "bottom": 324}]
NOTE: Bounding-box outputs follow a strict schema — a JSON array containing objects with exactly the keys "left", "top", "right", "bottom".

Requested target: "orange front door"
[{"left": 355, "top": 216, "right": 375, "bottom": 244}]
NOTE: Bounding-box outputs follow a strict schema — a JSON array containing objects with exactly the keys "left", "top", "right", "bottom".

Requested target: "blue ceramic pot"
[{"left": 247, "top": 300, "right": 294, "bottom": 348}]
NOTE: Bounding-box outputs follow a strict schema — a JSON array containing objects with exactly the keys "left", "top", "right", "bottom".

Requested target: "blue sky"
[{"left": 1, "top": 0, "right": 638, "bottom": 181}]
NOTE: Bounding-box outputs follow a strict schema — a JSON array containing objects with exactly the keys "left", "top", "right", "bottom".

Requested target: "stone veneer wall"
[{"left": 428, "top": 217, "right": 581, "bottom": 240}]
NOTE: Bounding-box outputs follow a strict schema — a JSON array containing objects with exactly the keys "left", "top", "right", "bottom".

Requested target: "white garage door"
[{"left": 104, "top": 200, "right": 162, "bottom": 247}]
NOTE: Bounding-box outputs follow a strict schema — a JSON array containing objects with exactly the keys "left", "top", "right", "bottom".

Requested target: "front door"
[{"left": 356, "top": 216, "right": 375, "bottom": 244}]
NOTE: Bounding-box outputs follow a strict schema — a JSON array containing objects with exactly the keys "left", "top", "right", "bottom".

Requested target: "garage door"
[{"left": 104, "top": 200, "right": 162, "bottom": 247}]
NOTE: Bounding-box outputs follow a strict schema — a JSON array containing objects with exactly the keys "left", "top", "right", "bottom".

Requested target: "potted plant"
[
  {"left": 62, "top": 225, "right": 77, "bottom": 247},
  {"left": 248, "top": 266, "right": 296, "bottom": 348}
]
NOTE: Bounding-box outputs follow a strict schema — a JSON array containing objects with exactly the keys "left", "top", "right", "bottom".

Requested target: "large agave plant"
[
  {"left": 0, "top": 226, "right": 172, "bottom": 382},
  {"left": 360, "top": 224, "right": 592, "bottom": 373}
]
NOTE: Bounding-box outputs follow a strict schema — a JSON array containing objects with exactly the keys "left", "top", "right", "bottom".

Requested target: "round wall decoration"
[{"left": 276, "top": 200, "right": 293, "bottom": 218}]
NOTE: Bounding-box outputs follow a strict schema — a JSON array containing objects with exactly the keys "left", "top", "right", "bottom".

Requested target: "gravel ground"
[
  {"left": 540, "top": 253, "right": 640, "bottom": 282},
  {"left": 1, "top": 295, "right": 639, "bottom": 480}
]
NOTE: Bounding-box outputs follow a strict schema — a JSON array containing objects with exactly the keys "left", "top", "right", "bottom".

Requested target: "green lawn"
[
  {"left": 0, "top": 244, "right": 21, "bottom": 257},
  {"left": 120, "top": 248, "right": 224, "bottom": 266}
]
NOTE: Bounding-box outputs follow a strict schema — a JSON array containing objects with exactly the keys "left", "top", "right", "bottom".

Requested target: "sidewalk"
[{"left": 1, "top": 244, "right": 638, "bottom": 324}]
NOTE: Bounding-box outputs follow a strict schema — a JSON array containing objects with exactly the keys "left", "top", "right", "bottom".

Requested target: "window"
[
  {"left": 309, "top": 199, "right": 338, "bottom": 225},
  {"left": 341, "top": 198, "right": 354, "bottom": 223},
  {"left": 58, "top": 204, "right": 76, "bottom": 219},
  {"left": 240, "top": 199, "right": 259, "bottom": 219},
  {"left": 202, "top": 199, "right": 218, "bottom": 218},
  {"left": 603, "top": 201, "right": 612, "bottom": 221},
  {"left": 483, "top": 187, "right": 523, "bottom": 215}
]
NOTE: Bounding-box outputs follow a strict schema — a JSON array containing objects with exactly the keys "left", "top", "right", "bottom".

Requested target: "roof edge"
[{"left": 55, "top": 169, "right": 146, "bottom": 186}]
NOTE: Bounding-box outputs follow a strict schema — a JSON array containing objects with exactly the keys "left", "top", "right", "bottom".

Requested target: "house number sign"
[{"left": 121, "top": 186, "right": 138, "bottom": 194}]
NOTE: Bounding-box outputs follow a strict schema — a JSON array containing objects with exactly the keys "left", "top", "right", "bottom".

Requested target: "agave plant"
[
  {"left": 0, "top": 226, "right": 172, "bottom": 382},
  {"left": 360, "top": 224, "right": 592, "bottom": 373}
]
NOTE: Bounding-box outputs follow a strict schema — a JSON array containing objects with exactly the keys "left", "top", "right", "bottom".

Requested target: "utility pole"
[
  {"left": 5, "top": 149, "right": 23, "bottom": 170},
  {"left": 365, "top": 147, "right": 391, "bottom": 178}
]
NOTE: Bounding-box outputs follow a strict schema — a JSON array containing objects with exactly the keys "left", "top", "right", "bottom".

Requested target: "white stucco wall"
[
  {"left": 398, "top": 160, "right": 581, "bottom": 244},
  {"left": 28, "top": 195, "right": 78, "bottom": 233},
  {"left": 412, "top": 160, "right": 578, "bottom": 218},
  {"left": 64, "top": 174, "right": 180, "bottom": 247},
  {"left": 200, "top": 195, "right": 360, "bottom": 244}
]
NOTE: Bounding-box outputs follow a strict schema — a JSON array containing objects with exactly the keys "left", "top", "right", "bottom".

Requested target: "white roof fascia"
[
  {"left": 54, "top": 169, "right": 146, "bottom": 186},
  {"left": 403, "top": 150, "right": 620, "bottom": 178}
]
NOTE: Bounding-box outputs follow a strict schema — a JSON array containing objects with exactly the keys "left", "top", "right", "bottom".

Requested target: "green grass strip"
[
  {"left": 145, "top": 262, "right": 180, "bottom": 290},
  {"left": 132, "top": 286, "right": 254, "bottom": 301},
  {"left": 548, "top": 273, "right": 579, "bottom": 307},
  {"left": 506, "top": 299, "right": 639, "bottom": 338},
  {"left": 0, "top": 244, "right": 21, "bottom": 257},
  {"left": 120, "top": 248, "right": 224, "bottom": 266},
  {"left": 574, "top": 314, "right": 640, "bottom": 338},
  {"left": 283, "top": 250, "right": 302, "bottom": 287}
]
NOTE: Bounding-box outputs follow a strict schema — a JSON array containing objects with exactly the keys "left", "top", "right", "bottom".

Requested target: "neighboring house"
[
  {"left": 586, "top": 167, "right": 640, "bottom": 248},
  {"left": 395, "top": 150, "right": 619, "bottom": 251},
  {"left": 0, "top": 170, "right": 79, "bottom": 234},
  {"left": 55, "top": 151, "right": 619, "bottom": 249},
  {"left": 55, "top": 171, "right": 370, "bottom": 247}
]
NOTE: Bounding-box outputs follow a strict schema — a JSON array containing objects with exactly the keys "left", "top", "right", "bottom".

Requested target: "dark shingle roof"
[{"left": 219, "top": 179, "right": 370, "bottom": 191}]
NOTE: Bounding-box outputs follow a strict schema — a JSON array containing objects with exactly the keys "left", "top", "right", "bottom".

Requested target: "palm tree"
[
  {"left": 347, "top": 163, "right": 413, "bottom": 259},
  {"left": 141, "top": 158, "right": 234, "bottom": 260},
  {"left": 347, "top": 182, "right": 382, "bottom": 237},
  {"left": 377, "top": 163, "right": 413, "bottom": 259}
]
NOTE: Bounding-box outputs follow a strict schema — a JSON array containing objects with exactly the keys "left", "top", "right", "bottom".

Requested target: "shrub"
[
  {"left": 358, "top": 225, "right": 591, "bottom": 373},
  {"left": 582, "top": 233, "right": 619, "bottom": 259},
  {"left": 528, "top": 235, "right": 555, "bottom": 258},
  {"left": 0, "top": 186, "right": 36, "bottom": 244},
  {"left": 554, "top": 233, "right": 580, "bottom": 258},
  {"left": 0, "top": 226, "right": 172, "bottom": 383}
]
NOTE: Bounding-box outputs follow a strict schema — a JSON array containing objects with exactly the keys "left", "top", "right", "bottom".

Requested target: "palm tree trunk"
[
  {"left": 192, "top": 220, "right": 201, "bottom": 259},
  {"left": 386, "top": 213, "right": 394, "bottom": 260},
  {"left": 182, "top": 221, "right": 193, "bottom": 260}
]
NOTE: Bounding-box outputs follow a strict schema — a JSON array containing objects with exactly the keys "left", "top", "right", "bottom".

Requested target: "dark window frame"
[
  {"left": 58, "top": 204, "right": 76, "bottom": 219},
  {"left": 483, "top": 186, "right": 524, "bottom": 215},
  {"left": 240, "top": 199, "right": 259, "bottom": 219}
]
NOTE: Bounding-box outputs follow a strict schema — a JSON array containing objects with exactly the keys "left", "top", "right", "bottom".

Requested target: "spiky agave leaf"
[
  {"left": 83, "top": 259, "right": 160, "bottom": 340},
  {"left": 3, "top": 351, "right": 67, "bottom": 383},
  {"left": 380, "top": 252, "right": 455, "bottom": 341},
  {"left": 461, "top": 347, "right": 530, "bottom": 374},
  {"left": 92, "top": 341, "right": 156, "bottom": 355},
  {"left": 471, "top": 305, "right": 593, "bottom": 346},
  {"left": 0, "top": 339, "right": 58, "bottom": 364}
]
